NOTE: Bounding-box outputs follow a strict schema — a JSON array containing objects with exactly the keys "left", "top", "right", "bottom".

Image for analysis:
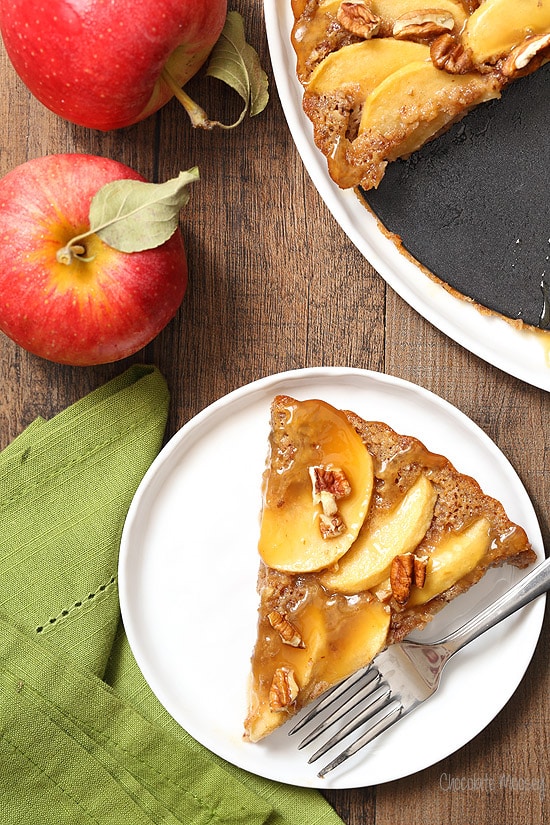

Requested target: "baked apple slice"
[
  {"left": 320, "top": 472, "right": 437, "bottom": 593},
  {"left": 305, "top": 37, "right": 429, "bottom": 99},
  {"left": 408, "top": 517, "right": 492, "bottom": 606},
  {"left": 258, "top": 396, "right": 374, "bottom": 572},
  {"left": 351, "top": 60, "right": 502, "bottom": 188},
  {"left": 462, "top": 0, "right": 550, "bottom": 66}
]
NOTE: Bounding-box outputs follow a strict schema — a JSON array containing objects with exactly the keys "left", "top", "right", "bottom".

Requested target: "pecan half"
[
  {"left": 337, "top": 1, "right": 381, "bottom": 39},
  {"left": 430, "top": 33, "right": 474, "bottom": 73},
  {"left": 309, "top": 465, "right": 351, "bottom": 499},
  {"left": 393, "top": 9, "right": 455, "bottom": 42},
  {"left": 501, "top": 33, "right": 550, "bottom": 78},
  {"left": 268, "top": 611, "right": 305, "bottom": 648},
  {"left": 269, "top": 666, "right": 299, "bottom": 712},
  {"left": 390, "top": 552, "right": 428, "bottom": 604}
]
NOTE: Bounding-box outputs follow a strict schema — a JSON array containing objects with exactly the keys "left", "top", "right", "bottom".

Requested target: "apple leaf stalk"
[
  {"left": 56, "top": 168, "right": 200, "bottom": 265},
  {"left": 162, "top": 11, "right": 269, "bottom": 130}
]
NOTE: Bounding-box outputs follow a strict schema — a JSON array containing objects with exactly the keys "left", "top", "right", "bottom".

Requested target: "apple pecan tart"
[
  {"left": 290, "top": 0, "right": 550, "bottom": 189},
  {"left": 244, "top": 395, "right": 535, "bottom": 742}
]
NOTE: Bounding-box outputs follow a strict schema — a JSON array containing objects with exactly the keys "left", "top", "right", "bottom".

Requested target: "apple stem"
[
  {"left": 161, "top": 67, "right": 244, "bottom": 130},
  {"left": 56, "top": 235, "right": 96, "bottom": 266}
]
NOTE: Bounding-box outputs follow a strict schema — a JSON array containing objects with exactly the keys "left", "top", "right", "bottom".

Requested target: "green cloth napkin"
[{"left": 0, "top": 364, "right": 344, "bottom": 825}]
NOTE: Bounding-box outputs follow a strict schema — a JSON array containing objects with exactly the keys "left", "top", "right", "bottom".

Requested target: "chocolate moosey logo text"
[{"left": 439, "top": 772, "right": 545, "bottom": 800}]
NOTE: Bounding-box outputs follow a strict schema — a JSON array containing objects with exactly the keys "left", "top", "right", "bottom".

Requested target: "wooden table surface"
[{"left": 1, "top": 2, "right": 548, "bottom": 823}]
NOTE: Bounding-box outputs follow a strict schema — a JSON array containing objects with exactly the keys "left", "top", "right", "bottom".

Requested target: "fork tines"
[
  {"left": 288, "top": 664, "right": 403, "bottom": 777},
  {"left": 316, "top": 699, "right": 403, "bottom": 777}
]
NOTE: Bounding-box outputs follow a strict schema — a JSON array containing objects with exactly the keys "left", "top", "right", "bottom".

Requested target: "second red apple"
[
  {"left": 0, "top": 154, "right": 191, "bottom": 365},
  {"left": 0, "top": 0, "right": 227, "bottom": 130}
]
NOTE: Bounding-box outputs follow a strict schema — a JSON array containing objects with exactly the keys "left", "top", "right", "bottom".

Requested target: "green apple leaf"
[
  {"left": 161, "top": 11, "right": 269, "bottom": 130},
  {"left": 56, "top": 169, "right": 199, "bottom": 265},
  {"left": 88, "top": 168, "right": 200, "bottom": 253},
  {"left": 206, "top": 11, "right": 269, "bottom": 123}
]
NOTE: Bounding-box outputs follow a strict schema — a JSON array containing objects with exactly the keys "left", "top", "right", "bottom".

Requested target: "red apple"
[
  {"left": 0, "top": 154, "right": 189, "bottom": 365},
  {"left": 0, "top": 0, "right": 227, "bottom": 130}
]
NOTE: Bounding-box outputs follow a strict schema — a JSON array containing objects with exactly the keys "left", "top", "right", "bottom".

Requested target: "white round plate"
[
  {"left": 119, "top": 367, "right": 545, "bottom": 789},
  {"left": 263, "top": 1, "right": 550, "bottom": 391}
]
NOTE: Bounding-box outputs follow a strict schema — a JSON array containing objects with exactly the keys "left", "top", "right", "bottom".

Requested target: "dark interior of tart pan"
[{"left": 360, "top": 63, "right": 549, "bottom": 330}]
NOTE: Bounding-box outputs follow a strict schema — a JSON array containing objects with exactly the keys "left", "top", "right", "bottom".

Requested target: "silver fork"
[{"left": 290, "top": 554, "right": 550, "bottom": 778}]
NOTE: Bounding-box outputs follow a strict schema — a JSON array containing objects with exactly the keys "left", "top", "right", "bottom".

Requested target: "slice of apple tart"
[
  {"left": 291, "top": 0, "right": 550, "bottom": 189},
  {"left": 244, "top": 395, "right": 535, "bottom": 742}
]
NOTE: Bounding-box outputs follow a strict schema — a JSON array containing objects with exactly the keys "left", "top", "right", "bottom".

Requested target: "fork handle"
[{"left": 440, "top": 554, "right": 550, "bottom": 654}]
